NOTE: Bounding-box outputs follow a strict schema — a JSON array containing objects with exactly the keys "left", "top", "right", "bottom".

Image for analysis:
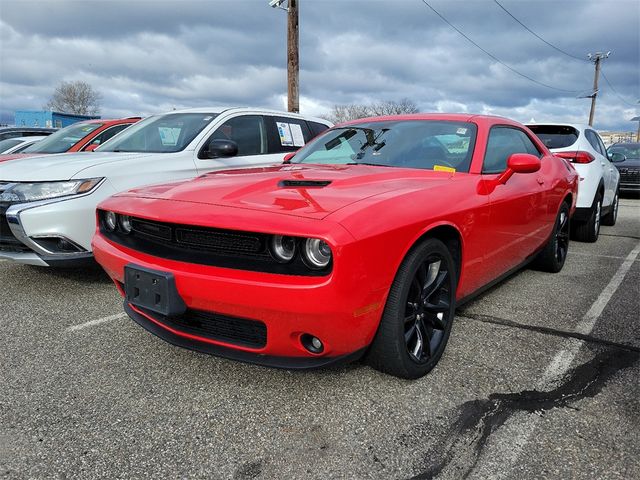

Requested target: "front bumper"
[
  {"left": 93, "top": 234, "right": 388, "bottom": 364},
  {"left": 0, "top": 180, "right": 114, "bottom": 266}
]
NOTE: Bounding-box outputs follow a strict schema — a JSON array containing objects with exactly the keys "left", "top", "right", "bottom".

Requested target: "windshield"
[
  {"left": 98, "top": 112, "right": 218, "bottom": 153},
  {"left": 608, "top": 144, "right": 640, "bottom": 159},
  {"left": 22, "top": 122, "right": 103, "bottom": 154},
  {"left": 0, "top": 138, "right": 23, "bottom": 153},
  {"left": 292, "top": 120, "right": 477, "bottom": 172}
]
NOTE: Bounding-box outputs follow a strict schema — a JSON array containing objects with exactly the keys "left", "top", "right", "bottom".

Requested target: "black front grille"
[
  {"left": 619, "top": 168, "right": 640, "bottom": 183},
  {"left": 0, "top": 203, "right": 28, "bottom": 251},
  {"left": 142, "top": 307, "right": 267, "bottom": 349},
  {"left": 99, "top": 212, "right": 331, "bottom": 276}
]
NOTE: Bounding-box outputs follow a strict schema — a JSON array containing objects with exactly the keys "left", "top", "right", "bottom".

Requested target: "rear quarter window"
[{"left": 528, "top": 125, "right": 579, "bottom": 149}]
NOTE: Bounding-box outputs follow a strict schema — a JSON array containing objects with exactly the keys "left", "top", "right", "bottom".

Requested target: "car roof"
[
  {"left": 82, "top": 117, "right": 140, "bottom": 125},
  {"left": 166, "top": 107, "right": 331, "bottom": 124},
  {"left": 525, "top": 122, "right": 592, "bottom": 131},
  {"left": 0, "top": 126, "right": 57, "bottom": 132},
  {"left": 340, "top": 113, "right": 522, "bottom": 127},
  {"left": 610, "top": 142, "right": 640, "bottom": 147}
]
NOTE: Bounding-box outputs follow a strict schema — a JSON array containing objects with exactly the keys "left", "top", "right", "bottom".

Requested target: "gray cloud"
[{"left": 0, "top": 0, "right": 638, "bottom": 130}]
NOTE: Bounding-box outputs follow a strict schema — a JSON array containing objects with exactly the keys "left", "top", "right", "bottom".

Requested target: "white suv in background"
[
  {"left": 527, "top": 123, "right": 620, "bottom": 242},
  {"left": 0, "top": 107, "right": 331, "bottom": 267}
]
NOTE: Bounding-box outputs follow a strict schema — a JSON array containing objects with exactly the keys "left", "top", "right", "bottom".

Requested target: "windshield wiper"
[{"left": 346, "top": 162, "right": 394, "bottom": 167}]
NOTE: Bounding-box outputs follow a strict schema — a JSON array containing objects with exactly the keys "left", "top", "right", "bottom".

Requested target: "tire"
[
  {"left": 601, "top": 189, "right": 619, "bottom": 226},
  {"left": 532, "top": 201, "right": 570, "bottom": 273},
  {"left": 365, "top": 238, "right": 456, "bottom": 379},
  {"left": 572, "top": 192, "right": 601, "bottom": 243}
]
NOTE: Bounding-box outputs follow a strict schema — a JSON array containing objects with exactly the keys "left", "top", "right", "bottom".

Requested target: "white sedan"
[
  {"left": 527, "top": 123, "right": 620, "bottom": 242},
  {"left": 0, "top": 136, "right": 47, "bottom": 154},
  {"left": 0, "top": 107, "right": 331, "bottom": 266}
]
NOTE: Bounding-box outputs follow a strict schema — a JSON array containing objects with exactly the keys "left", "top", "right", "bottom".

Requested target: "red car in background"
[
  {"left": 0, "top": 117, "right": 140, "bottom": 163},
  {"left": 93, "top": 114, "right": 578, "bottom": 379}
]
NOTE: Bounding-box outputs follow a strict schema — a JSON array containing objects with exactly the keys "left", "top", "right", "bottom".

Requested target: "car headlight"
[
  {"left": 270, "top": 235, "right": 296, "bottom": 263},
  {"left": 0, "top": 178, "right": 103, "bottom": 202},
  {"left": 303, "top": 238, "right": 332, "bottom": 269}
]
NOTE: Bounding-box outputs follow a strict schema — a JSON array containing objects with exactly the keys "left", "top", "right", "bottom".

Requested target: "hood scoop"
[{"left": 278, "top": 179, "right": 332, "bottom": 188}]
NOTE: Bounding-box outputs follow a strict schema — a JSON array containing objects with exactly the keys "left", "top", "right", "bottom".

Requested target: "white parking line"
[
  {"left": 475, "top": 240, "right": 640, "bottom": 478},
  {"left": 570, "top": 251, "right": 640, "bottom": 261},
  {"left": 67, "top": 312, "right": 127, "bottom": 332}
]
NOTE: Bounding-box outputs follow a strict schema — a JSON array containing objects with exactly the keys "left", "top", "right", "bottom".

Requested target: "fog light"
[
  {"left": 301, "top": 334, "right": 324, "bottom": 354},
  {"left": 104, "top": 211, "right": 117, "bottom": 231}
]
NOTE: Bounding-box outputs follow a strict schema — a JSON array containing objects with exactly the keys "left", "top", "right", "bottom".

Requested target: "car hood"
[
  {"left": 614, "top": 158, "right": 640, "bottom": 168},
  {"left": 0, "top": 153, "right": 38, "bottom": 163},
  {"left": 118, "top": 164, "right": 455, "bottom": 219},
  {"left": 0, "top": 152, "right": 159, "bottom": 181}
]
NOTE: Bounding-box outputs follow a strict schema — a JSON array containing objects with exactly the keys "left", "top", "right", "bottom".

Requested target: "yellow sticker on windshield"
[{"left": 434, "top": 165, "right": 456, "bottom": 173}]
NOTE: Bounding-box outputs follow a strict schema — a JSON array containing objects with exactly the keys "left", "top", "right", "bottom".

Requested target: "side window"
[
  {"left": 585, "top": 130, "right": 605, "bottom": 156},
  {"left": 308, "top": 121, "right": 330, "bottom": 138},
  {"left": 483, "top": 127, "right": 540, "bottom": 174},
  {"left": 86, "top": 124, "right": 131, "bottom": 148},
  {"left": 203, "top": 115, "right": 267, "bottom": 157},
  {"left": 267, "top": 117, "right": 313, "bottom": 153},
  {"left": 595, "top": 132, "right": 608, "bottom": 158}
]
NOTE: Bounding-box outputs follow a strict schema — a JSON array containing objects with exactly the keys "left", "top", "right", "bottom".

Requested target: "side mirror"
[
  {"left": 83, "top": 143, "right": 100, "bottom": 152},
  {"left": 609, "top": 152, "right": 626, "bottom": 163},
  {"left": 283, "top": 152, "right": 296, "bottom": 163},
  {"left": 206, "top": 139, "right": 238, "bottom": 159},
  {"left": 497, "top": 153, "right": 541, "bottom": 184}
]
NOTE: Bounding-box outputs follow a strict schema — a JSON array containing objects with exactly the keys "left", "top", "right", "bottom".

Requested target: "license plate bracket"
[{"left": 124, "top": 264, "right": 186, "bottom": 317}]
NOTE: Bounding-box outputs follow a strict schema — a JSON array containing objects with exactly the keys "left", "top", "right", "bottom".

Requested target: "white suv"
[
  {"left": 0, "top": 107, "right": 331, "bottom": 266},
  {"left": 527, "top": 123, "right": 620, "bottom": 242}
]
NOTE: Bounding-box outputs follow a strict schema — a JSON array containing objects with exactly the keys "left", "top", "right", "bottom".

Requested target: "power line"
[
  {"left": 493, "top": 0, "right": 587, "bottom": 63},
  {"left": 419, "top": 1, "right": 589, "bottom": 94},
  {"left": 600, "top": 70, "right": 638, "bottom": 107}
]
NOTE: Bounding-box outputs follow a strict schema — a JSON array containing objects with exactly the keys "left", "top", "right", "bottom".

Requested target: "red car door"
[{"left": 480, "top": 126, "right": 547, "bottom": 281}]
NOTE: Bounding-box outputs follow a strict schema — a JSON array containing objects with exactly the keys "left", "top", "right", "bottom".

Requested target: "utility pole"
[
  {"left": 287, "top": 0, "right": 299, "bottom": 113},
  {"left": 587, "top": 51, "right": 609, "bottom": 126}
]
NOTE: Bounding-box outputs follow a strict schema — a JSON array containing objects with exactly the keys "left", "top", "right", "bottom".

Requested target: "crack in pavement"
[
  {"left": 598, "top": 233, "right": 640, "bottom": 240},
  {"left": 408, "top": 348, "right": 639, "bottom": 479},
  {"left": 458, "top": 312, "right": 640, "bottom": 353}
]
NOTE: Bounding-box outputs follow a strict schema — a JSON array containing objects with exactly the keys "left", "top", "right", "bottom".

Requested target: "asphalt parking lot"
[{"left": 1, "top": 199, "right": 639, "bottom": 480}]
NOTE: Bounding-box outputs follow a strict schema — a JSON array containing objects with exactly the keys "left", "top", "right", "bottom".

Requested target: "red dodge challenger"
[{"left": 93, "top": 114, "right": 578, "bottom": 379}]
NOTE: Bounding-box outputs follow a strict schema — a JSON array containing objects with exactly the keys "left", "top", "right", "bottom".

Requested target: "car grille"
[
  {"left": 140, "top": 307, "right": 267, "bottom": 349},
  {"left": 0, "top": 203, "right": 29, "bottom": 252},
  {"left": 99, "top": 212, "right": 331, "bottom": 276},
  {"left": 619, "top": 167, "right": 640, "bottom": 184}
]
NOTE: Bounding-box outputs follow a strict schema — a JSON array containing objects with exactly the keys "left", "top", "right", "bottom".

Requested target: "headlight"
[
  {"left": 270, "top": 235, "right": 296, "bottom": 263},
  {"left": 303, "top": 238, "right": 332, "bottom": 269},
  {"left": 104, "top": 211, "right": 117, "bottom": 231},
  {"left": 0, "top": 178, "right": 103, "bottom": 202},
  {"left": 120, "top": 215, "right": 132, "bottom": 234}
]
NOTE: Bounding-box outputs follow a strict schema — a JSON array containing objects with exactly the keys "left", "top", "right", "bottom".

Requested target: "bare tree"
[
  {"left": 45, "top": 81, "right": 102, "bottom": 116},
  {"left": 323, "top": 98, "right": 419, "bottom": 124}
]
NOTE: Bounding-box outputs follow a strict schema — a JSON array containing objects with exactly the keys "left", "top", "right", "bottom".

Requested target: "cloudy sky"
[{"left": 1, "top": 0, "right": 638, "bottom": 130}]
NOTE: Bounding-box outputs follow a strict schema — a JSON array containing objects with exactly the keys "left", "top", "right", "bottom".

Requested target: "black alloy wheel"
[
  {"left": 555, "top": 208, "right": 570, "bottom": 265},
  {"left": 404, "top": 256, "right": 451, "bottom": 363},
  {"left": 366, "top": 238, "right": 456, "bottom": 379},
  {"left": 532, "top": 201, "right": 571, "bottom": 273}
]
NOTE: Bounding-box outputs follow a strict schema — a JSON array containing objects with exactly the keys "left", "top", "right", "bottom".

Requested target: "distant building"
[
  {"left": 598, "top": 131, "right": 635, "bottom": 146},
  {"left": 14, "top": 110, "right": 100, "bottom": 129}
]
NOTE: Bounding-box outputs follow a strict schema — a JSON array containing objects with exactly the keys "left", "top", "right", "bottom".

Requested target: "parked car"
[
  {"left": 92, "top": 114, "right": 578, "bottom": 379},
  {"left": 0, "top": 126, "right": 56, "bottom": 142},
  {"left": 527, "top": 123, "right": 620, "bottom": 242},
  {"left": 0, "top": 108, "right": 331, "bottom": 266},
  {"left": 0, "top": 117, "right": 141, "bottom": 164},
  {"left": 607, "top": 142, "right": 640, "bottom": 194},
  {"left": 0, "top": 136, "right": 47, "bottom": 154}
]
